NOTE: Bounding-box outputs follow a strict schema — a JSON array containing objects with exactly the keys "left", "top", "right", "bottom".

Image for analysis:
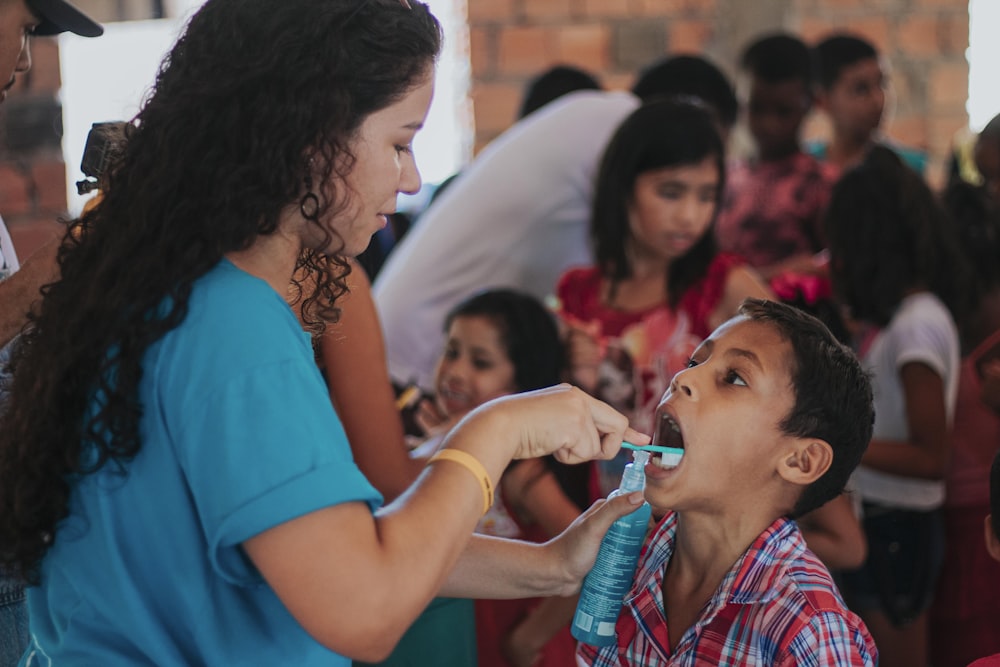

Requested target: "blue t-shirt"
[
  {"left": 805, "top": 139, "right": 928, "bottom": 175},
  {"left": 22, "top": 260, "right": 382, "bottom": 666}
]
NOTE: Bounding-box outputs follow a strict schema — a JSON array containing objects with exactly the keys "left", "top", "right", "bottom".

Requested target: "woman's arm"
[
  {"left": 318, "top": 265, "right": 424, "bottom": 500},
  {"left": 243, "top": 386, "right": 648, "bottom": 662},
  {"left": 861, "top": 361, "right": 950, "bottom": 479}
]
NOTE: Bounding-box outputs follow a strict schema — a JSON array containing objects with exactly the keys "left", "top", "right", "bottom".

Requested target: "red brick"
[
  {"left": 469, "top": 27, "right": 495, "bottom": 78},
  {"left": 580, "top": 0, "right": 639, "bottom": 20},
  {"left": 929, "top": 111, "right": 969, "bottom": 154},
  {"left": 895, "top": 14, "right": 940, "bottom": 58},
  {"left": 887, "top": 114, "right": 928, "bottom": 149},
  {"left": 842, "top": 16, "right": 890, "bottom": 51},
  {"left": 553, "top": 24, "right": 611, "bottom": 72},
  {"left": 30, "top": 159, "right": 67, "bottom": 213},
  {"left": 940, "top": 13, "right": 969, "bottom": 56},
  {"left": 524, "top": 0, "right": 574, "bottom": 21},
  {"left": 26, "top": 37, "right": 61, "bottom": 94},
  {"left": 470, "top": 81, "right": 524, "bottom": 136},
  {"left": 601, "top": 72, "right": 635, "bottom": 90},
  {"left": 603, "top": 72, "right": 634, "bottom": 92},
  {"left": 797, "top": 16, "right": 834, "bottom": 43},
  {"left": 468, "top": 0, "right": 516, "bottom": 23},
  {"left": 669, "top": 18, "right": 714, "bottom": 53},
  {"left": 497, "top": 26, "right": 555, "bottom": 76},
  {"left": 635, "top": 0, "right": 706, "bottom": 11},
  {"left": 0, "top": 164, "right": 31, "bottom": 216},
  {"left": 915, "top": 0, "right": 968, "bottom": 6},
  {"left": 928, "top": 61, "right": 968, "bottom": 112}
]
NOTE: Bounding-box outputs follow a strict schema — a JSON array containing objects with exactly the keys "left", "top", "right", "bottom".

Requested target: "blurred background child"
[
  {"left": 716, "top": 32, "right": 836, "bottom": 282},
  {"left": 554, "top": 98, "right": 772, "bottom": 496},
  {"left": 929, "top": 180, "right": 1000, "bottom": 667},
  {"left": 413, "top": 288, "right": 589, "bottom": 667},
  {"left": 825, "top": 146, "right": 971, "bottom": 667},
  {"left": 963, "top": 451, "right": 1000, "bottom": 667},
  {"left": 809, "top": 33, "right": 927, "bottom": 175}
]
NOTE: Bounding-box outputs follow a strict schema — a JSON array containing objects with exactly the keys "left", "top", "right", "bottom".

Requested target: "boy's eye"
[
  {"left": 685, "top": 357, "right": 700, "bottom": 368},
  {"left": 724, "top": 369, "right": 747, "bottom": 387},
  {"left": 472, "top": 358, "right": 494, "bottom": 371}
]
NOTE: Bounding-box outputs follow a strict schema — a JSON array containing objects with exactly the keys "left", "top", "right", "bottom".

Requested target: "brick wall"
[
  {"left": 0, "top": 36, "right": 67, "bottom": 259},
  {"left": 468, "top": 0, "right": 970, "bottom": 188},
  {"left": 0, "top": 0, "right": 972, "bottom": 259},
  {"left": 0, "top": 0, "right": 163, "bottom": 259}
]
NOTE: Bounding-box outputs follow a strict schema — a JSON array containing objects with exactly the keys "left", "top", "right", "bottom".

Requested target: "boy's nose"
[{"left": 669, "top": 372, "right": 693, "bottom": 398}]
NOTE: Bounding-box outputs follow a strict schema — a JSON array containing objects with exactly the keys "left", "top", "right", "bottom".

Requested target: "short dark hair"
[
  {"left": 813, "top": 33, "right": 879, "bottom": 90},
  {"left": 741, "top": 32, "right": 812, "bottom": 87},
  {"left": 591, "top": 98, "right": 724, "bottom": 308},
  {"left": 631, "top": 55, "right": 739, "bottom": 129},
  {"left": 991, "top": 450, "right": 1000, "bottom": 539},
  {"left": 445, "top": 289, "right": 565, "bottom": 392},
  {"left": 738, "top": 299, "right": 874, "bottom": 517},
  {"left": 518, "top": 65, "right": 602, "bottom": 119}
]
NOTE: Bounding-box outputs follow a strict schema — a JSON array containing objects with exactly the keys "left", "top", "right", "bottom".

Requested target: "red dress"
[
  {"left": 556, "top": 252, "right": 744, "bottom": 436},
  {"left": 556, "top": 253, "right": 744, "bottom": 498}
]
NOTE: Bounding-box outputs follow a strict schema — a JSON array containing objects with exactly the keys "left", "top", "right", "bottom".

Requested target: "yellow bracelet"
[{"left": 428, "top": 449, "right": 494, "bottom": 515}]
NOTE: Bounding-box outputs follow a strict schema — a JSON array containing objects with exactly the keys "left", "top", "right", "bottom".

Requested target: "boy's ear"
[
  {"left": 778, "top": 439, "right": 832, "bottom": 486},
  {"left": 985, "top": 515, "right": 1000, "bottom": 562}
]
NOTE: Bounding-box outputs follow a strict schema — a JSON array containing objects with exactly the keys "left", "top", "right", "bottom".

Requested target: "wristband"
[{"left": 428, "top": 449, "right": 494, "bottom": 515}]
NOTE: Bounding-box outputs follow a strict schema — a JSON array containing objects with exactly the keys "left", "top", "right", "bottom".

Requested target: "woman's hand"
[
  {"left": 541, "top": 492, "right": 647, "bottom": 596},
  {"left": 471, "top": 384, "right": 649, "bottom": 464}
]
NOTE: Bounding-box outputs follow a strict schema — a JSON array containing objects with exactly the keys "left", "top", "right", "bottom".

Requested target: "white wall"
[
  {"left": 968, "top": 0, "right": 1000, "bottom": 131},
  {"left": 59, "top": 0, "right": 471, "bottom": 216}
]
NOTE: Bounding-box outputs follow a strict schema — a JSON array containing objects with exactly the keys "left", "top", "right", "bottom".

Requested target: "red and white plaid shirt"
[{"left": 576, "top": 513, "right": 877, "bottom": 666}]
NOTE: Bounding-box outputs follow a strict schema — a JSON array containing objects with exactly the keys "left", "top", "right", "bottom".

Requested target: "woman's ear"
[{"left": 778, "top": 439, "right": 833, "bottom": 486}]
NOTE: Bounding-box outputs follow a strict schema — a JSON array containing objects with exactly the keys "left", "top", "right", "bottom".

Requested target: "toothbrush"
[{"left": 622, "top": 441, "right": 683, "bottom": 467}]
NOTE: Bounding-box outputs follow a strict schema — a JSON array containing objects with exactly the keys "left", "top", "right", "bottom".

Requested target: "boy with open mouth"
[{"left": 578, "top": 298, "right": 878, "bottom": 666}]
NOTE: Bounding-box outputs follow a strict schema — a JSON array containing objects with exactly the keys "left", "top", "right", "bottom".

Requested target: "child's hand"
[
  {"left": 980, "top": 359, "right": 1000, "bottom": 416},
  {"left": 563, "top": 318, "right": 603, "bottom": 393},
  {"left": 413, "top": 396, "right": 449, "bottom": 435}
]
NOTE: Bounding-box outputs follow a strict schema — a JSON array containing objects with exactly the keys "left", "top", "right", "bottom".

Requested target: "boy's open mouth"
[{"left": 651, "top": 409, "right": 685, "bottom": 468}]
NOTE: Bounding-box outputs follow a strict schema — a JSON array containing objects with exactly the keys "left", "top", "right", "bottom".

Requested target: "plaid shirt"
[{"left": 576, "top": 513, "right": 877, "bottom": 666}]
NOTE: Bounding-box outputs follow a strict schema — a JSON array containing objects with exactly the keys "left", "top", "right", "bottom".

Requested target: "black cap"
[{"left": 27, "top": 0, "right": 104, "bottom": 37}]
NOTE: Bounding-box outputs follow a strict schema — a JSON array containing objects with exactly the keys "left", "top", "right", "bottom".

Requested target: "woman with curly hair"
[{"left": 0, "top": 1, "right": 646, "bottom": 664}]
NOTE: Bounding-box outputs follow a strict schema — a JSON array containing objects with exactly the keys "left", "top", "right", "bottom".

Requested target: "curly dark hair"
[
  {"left": 0, "top": 0, "right": 441, "bottom": 583},
  {"left": 824, "top": 146, "right": 972, "bottom": 328},
  {"left": 738, "top": 299, "right": 874, "bottom": 518},
  {"left": 591, "top": 98, "right": 725, "bottom": 309}
]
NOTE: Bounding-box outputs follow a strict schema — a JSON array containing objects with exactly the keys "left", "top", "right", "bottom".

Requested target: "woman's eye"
[
  {"left": 395, "top": 144, "right": 413, "bottom": 155},
  {"left": 472, "top": 359, "right": 494, "bottom": 371},
  {"left": 725, "top": 370, "right": 747, "bottom": 387},
  {"left": 685, "top": 357, "right": 700, "bottom": 369}
]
